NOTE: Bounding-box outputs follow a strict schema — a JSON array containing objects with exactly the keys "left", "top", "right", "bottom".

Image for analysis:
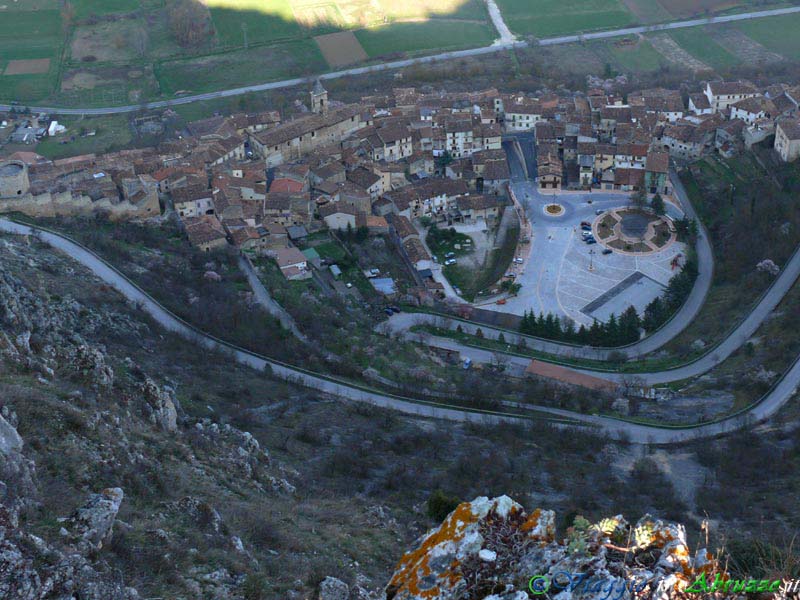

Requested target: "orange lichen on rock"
[
  {"left": 520, "top": 507, "right": 555, "bottom": 541},
  {"left": 386, "top": 500, "right": 480, "bottom": 599}
]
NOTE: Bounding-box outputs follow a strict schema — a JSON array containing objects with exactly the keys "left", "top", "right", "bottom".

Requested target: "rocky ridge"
[
  {"left": 0, "top": 235, "right": 302, "bottom": 598},
  {"left": 385, "top": 496, "right": 717, "bottom": 600}
]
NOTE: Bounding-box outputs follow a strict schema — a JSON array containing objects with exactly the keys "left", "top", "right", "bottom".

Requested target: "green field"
[
  {"left": 34, "top": 114, "right": 134, "bottom": 160},
  {"left": 0, "top": 8, "right": 62, "bottom": 102},
  {"left": 70, "top": 0, "right": 141, "bottom": 20},
  {"left": 605, "top": 38, "right": 666, "bottom": 71},
  {"left": 2, "top": 0, "right": 800, "bottom": 107},
  {"left": 355, "top": 21, "right": 495, "bottom": 57},
  {"left": 155, "top": 41, "right": 327, "bottom": 95},
  {"left": 735, "top": 13, "right": 800, "bottom": 60},
  {"left": 667, "top": 28, "right": 739, "bottom": 69},
  {"left": 621, "top": 0, "right": 674, "bottom": 23},
  {"left": 0, "top": 0, "right": 494, "bottom": 105},
  {"left": 208, "top": 0, "right": 306, "bottom": 47},
  {"left": 496, "top": 0, "right": 636, "bottom": 37}
]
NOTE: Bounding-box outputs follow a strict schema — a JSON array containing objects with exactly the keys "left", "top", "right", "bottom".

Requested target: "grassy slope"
[
  {"left": 606, "top": 38, "right": 666, "bottom": 71},
  {"left": 667, "top": 28, "right": 739, "bottom": 69},
  {"left": 735, "top": 13, "right": 800, "bottom": 60},
  {"left": 70, "top": 0, "right": 141, "bottom": 19},
  {"left": 155, "top": 41, "right": 327, "bottom": 95},
  {"left": 496, "top": 0, "right": 635, "bottom": 37},
  {"left": 355, "top": 21, "right": 495, "bottom": 57},
  {"left": 0, "top": 9, "right": 62, "bottom": 101}
]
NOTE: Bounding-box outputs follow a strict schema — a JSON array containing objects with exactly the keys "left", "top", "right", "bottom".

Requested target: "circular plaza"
[{"left": 593, "top": 208, "right": 677, "bottom": 255}]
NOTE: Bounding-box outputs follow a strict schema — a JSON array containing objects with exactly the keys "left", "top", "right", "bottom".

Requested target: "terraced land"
[
  {"left": 0, "top": 0, "right": 493, "bottom": 105},
  {"left": 664, "top": 28, "right": 738, "bottom": 70},
  {"left": 734, "top": 12, "right": 800, "bottom": 61}
]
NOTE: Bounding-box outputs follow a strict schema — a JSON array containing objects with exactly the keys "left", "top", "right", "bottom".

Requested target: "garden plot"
[
  {"left": 314, "top": 30, "right": 368, "bottom": 66},
  {"left": 3, "top": 58, "right": 51, "bottom": 75},
  {"left": 711, "top": 28, "right": 783, "bottom": 64},
  {"left": 648, "top": 33, "right": 709, "bottom": 72}
]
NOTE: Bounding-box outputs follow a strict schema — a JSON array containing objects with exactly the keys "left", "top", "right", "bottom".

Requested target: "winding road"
[
  {"left": 1, "top": 218, "right": 798, "bottom": 445},
  {"left": 2, "top": 6, "right": 800, "bottom": 115}
]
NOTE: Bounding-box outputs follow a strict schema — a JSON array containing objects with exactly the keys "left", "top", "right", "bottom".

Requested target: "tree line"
[
  {"left": 518, "top": 250, "right": 699, "bottom": 346},
  {"left": 519, "top": 305, "right": 641, "bottom": 346}
]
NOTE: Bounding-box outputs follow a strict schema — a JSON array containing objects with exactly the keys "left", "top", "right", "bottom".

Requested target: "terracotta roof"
[
  {"left": 645, "top": 150, "right": 669, "bottom": 174},
  {"left": 269, "top": 177, "right": 305, "bottom": 193},
  {"left": 525, "top": 360, "right": 617, "bottom": 391},
  {"left": 778, "top": 118, "right": 800, "bottom": 140}
]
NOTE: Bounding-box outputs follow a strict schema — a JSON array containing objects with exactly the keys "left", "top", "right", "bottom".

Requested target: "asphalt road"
[
  {"left": 3, "top": 6, "right": 800, "bottom": 115},
  {"left": 1, "top": 217, "right": 797, "bottom": 444},
  {"left": 435, "top": 145, "right": 715, "bottom": 360},
  {"left": 385, "top": 227, "right": 800, "bottom": 386}
]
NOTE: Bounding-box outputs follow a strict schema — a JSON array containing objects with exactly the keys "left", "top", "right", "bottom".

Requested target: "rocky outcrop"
[
  {"left": 386, "top": 496, "right": 716, "bottom": 600},
  {"left": 60, "top": 488, "right": 124, "bottom": 552},
  {"left": 0, "top": 258, "right": 140, "bottom": 386},
  {"left": 0, "top": 407, "right": 37, "bottom": 520},
  {"left": 319, "top": 576, "right": 350, "bottom": 600},
  {"left": 139, "top": 377, "right": 179, "bottom": 432},
  {"left": 0, "top": 408, "right": 137, "bottom": 599},
  {"left": 189, "top": 418, "right": 296, "bottom": 494}
]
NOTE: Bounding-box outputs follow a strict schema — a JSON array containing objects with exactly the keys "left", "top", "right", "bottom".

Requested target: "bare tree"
[
  {"left": 130, "top": 25, "right": 149, "bottom": 58},
  {"left": 168, "top": 0, "right": 213, "bottom": 48}
]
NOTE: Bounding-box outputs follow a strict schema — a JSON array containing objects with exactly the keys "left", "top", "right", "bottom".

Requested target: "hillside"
[{"left": 0, "top": 227, "right": 799, "bottom": 597}]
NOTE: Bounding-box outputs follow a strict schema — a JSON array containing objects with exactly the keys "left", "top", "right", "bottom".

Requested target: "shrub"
[{"left": 427, "top": 489, "right": 461, "bottom": 523}]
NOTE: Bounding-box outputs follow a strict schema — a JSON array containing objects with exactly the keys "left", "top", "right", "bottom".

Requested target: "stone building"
[{"left": 0, "top": 161, "right": 30, "bottom": 198}]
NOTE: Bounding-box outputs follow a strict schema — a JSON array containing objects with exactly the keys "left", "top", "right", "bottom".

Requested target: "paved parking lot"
[{"left": 486, "top": 182, "right": 686, "bottom": 326}]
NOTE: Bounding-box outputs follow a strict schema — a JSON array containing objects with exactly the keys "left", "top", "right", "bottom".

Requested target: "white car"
[{"left": 445, "top": 258, "right": 457, "bottom": 266}]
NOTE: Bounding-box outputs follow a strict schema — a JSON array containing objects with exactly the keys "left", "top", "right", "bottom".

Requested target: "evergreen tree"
[
  {"left": 606, "top": 313, "right": 619, "bottom": 345},
  {"left": 651, "top": 193, "right": 666, "bottom": 215},
  {"left": 619, "top": 306, "right": 641, "bottom": 343}
]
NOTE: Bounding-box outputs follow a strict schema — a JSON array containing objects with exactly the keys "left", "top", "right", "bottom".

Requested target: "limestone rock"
[
  {"left": 140, "top": 377, "right": 179, "bottom": 432},
  {"left": 0, "top": 413, "right": 23, "bottom": 456},
  {"left": 62, "top": 488, "right": 124, "bottom": 552},
  {"left": 386, "top": 496, "right": 554, "bottom": 599},
  {"left": 318, "top": 576, "right": 349, "bottom": 600},
  {"left": 385, "top": 497, "right": 717, "bottom": 600},
  {"left": 0, "top": 500, "right": 137, "bottom": 599},
  {"left": 71, "top": 345, "right": 115, "bottom": 388}
]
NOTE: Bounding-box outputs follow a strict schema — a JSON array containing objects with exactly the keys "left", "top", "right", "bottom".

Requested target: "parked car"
[
  {"left": 602, "top": 248, "right": 613, "bottom": 255},
  {"left": 462, "top": 357, "right": 472, "bottom": 370},
  {"left": 388, "top": 305, "right": 401, "bottom": 313},
  {"left": 445, "top": 258, "right": 457, "bottom": 266},
  {"left": 580, "top": 221, "right": 591, "bottom": 228},
  {"left": 581, "top": 225, "right": 592, "bottom": 232},
  {"left": 384, "top": 308, "right": 394, "bottom": 316},
  {"left": 595, "top": 209, "right": 604, "bottom": 215},
  {"left": 345, "top": 282, "right": 353, "bottom": 288},
  {"left": 496, "top": 299, "right": 507, "bottom": 305},
  {"left": 514, "top": 257, "right": 524, "bottom": 264},
  {"left": 445, "top": 251, "right": 455, "bottom": 259},
  {"left": 453, "top": 286, "right": 462, "bottom": 295},
  {"left": 586, "top": 239, "right": 597, "bottom": 245},
  {"left": 581, "top": 232, "right": 592, "bottom": 239},
  {"left": 505, "top": 272, "right": 516, "bottom": 278}
]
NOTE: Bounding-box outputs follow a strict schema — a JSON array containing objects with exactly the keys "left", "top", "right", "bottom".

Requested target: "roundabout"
[{"left": 544, "top": 203, "right": 564, "bottom": 216}]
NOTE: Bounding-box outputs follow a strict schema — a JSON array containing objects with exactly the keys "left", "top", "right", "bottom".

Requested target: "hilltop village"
[{"left": 1, "top": 79, "right": 799, "bottom": 290}]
